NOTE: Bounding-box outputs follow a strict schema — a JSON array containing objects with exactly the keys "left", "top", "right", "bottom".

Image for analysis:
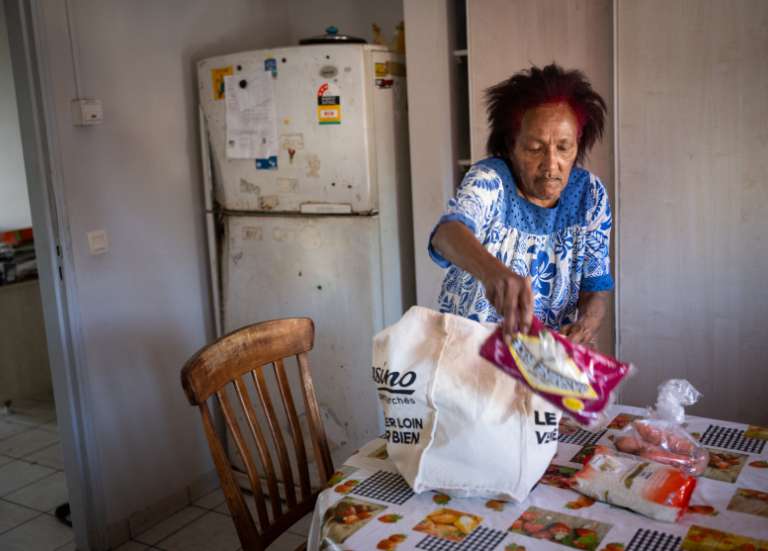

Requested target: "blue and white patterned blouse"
[{"left": 428, "top": 157, "right": 614, "bottom": 329}]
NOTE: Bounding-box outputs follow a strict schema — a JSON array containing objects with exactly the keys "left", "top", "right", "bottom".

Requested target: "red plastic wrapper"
[
  {"left": 479, "top": 317, "right": 633, "bottom": 429},
  {"left": 572, "top": 445, "right": 697, "bottom": 522}
]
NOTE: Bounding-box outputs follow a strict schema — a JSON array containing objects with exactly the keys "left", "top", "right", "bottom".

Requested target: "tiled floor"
[
  {"left": 0, "top": 399, "right": 310, "bottom": 550},
  {"left": 0, "top": 399, "right": 72, "bottom": 551}
]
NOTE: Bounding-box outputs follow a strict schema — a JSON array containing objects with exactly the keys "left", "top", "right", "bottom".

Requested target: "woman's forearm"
[
  {"left": 431, "top": 221, "right": 533, "bottom": 333},
  {"left": 577, "top": 291, "right": 609, "bottom": 332},
  {"left": 431, "top": 221, "right": 506, "bottom": 283}
]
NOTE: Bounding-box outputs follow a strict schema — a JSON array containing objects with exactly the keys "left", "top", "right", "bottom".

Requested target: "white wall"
[
  {"left": 617, "top": 0, "right": 768, "bottom": 424},
  {"left": 32, "top": 0, "right": 402, "bottom": 540},
  {"left": 0, "top": 0, "right": 32, "bottom": 231},
  {"left": 403, "top": 0, "right": 462, "bottom": 310},
  {"left": 283, "top": 0, "right": 404, "bottom": 46},
  {"left": 36, "top": 0, "right": 290, "bottom": 532}
]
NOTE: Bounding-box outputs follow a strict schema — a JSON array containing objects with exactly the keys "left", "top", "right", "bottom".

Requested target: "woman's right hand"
[
  {"left": 481, "top": 265, "right": 534, "bottom": 337},
  {"left": 431, "top": 221, "right": 534, "bottom": 336}
]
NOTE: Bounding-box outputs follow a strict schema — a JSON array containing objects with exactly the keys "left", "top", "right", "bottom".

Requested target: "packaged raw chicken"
[
  {"left": 613, "top": 380, "right": 709, "bottom": 476},
  {"left": 572, "top": 445, "right": 697, "bottom": 522},
  {"left": 479, "top": 317, "right": 633, "bottom": 428}
]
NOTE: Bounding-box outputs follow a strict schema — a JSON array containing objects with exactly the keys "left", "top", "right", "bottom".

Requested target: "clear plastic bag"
[
  {"left": 613, "top": 380, "right": 709, "bottom": 476},
  {"left": 479, "top": 317, "right": 633, "bottom": 429}
]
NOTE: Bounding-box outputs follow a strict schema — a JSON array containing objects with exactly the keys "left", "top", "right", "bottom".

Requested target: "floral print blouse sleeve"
[
  {"left": 581, "top": 178, "right": 614, "bottom": 292},
  {"left": 427, "top": 165, "right": 504, "bottom": 268}
]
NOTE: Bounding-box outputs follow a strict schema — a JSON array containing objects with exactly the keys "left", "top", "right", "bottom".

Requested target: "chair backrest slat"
[
  {"left": 297, "top": 352, "right": 333, "bottom": 484},
  {"left": 251, "top": 367, "right": 297, "bottom": 505},
  {"left": 273, "top": 358, "right": 309, "bottom": 503},
  {"left": 198, "top": 402, "right": 260, "bottom": 550},
  {"left": 216, "top": 388, "right": 270, "bottom": 529},
  {"left": 232, "top": 376, "right": 282, "bottom": 518}
]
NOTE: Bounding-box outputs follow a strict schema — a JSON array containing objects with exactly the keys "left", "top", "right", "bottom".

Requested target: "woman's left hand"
[
  {"left": 561, "top": 291, "right": 610, "bottom": 348},
  {"left": 560, "top": 321, "right": 598, "bottom": 348}
]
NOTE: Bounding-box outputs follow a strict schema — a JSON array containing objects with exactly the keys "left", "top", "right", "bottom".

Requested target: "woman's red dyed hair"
[{"left": 485, "top": 64, "right": 606, "bottom": 165}]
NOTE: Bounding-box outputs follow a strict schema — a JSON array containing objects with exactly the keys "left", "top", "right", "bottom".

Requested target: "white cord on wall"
[{"left": 64, "top": 0, "right": 82, "bottom": 99}]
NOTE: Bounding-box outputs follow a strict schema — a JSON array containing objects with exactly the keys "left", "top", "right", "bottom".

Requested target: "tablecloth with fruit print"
[{"left": 307, "top": 405, "right": 768, "bottom": 551}]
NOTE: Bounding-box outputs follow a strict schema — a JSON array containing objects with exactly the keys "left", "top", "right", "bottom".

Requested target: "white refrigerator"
[{"left": 197, "top": 43, "right": 414, "bottom": 470}]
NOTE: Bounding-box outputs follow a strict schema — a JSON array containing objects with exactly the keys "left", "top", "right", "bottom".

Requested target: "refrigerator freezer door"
[
  {"left": 198, "top": 45, "right": 381, "bottom": 213},
  {"left": 221, "top": 214, "right": 384, "bottom": 470}
]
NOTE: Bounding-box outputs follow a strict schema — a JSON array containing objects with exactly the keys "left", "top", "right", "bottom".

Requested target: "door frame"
[{"left": 4, "top": 1, "right": 107, "bottom": 549}]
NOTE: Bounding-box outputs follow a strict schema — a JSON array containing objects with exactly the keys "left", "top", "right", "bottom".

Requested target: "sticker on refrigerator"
[
  {"left": 211, "top": 66, "right": 233, "bottom": 100},
  {"left": 255, "top": 156, "right": 278, "bottom": 169},
  {"left": 264, "top": 58, "right": 278, "bottom": 78},
  {"left": 316, "top": 82, "right": 341, "bottom": 125},
  {"left": 376, "top": 78, "right": 394, "bottom": 89},
  {"left": 374, "top": 62, "right": 388, "bottom": 77}
]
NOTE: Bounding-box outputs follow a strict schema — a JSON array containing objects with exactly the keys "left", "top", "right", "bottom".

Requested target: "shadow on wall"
[{"left": 83, "top": 319, "right": 214, "bottom": 517}]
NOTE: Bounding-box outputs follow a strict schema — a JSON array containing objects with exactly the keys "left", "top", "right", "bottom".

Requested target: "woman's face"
[{"left": 509, "top": 102, "right": 579, "bottom": 208}]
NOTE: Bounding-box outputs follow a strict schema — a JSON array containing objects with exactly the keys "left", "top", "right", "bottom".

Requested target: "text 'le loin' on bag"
[{"left": 372, "top": 306, "right": 561, "bottom": 501}]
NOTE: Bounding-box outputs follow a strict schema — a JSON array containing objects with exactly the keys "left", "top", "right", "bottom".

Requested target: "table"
[{"left": 308, "top": 406, "right": 768, "bottom": 551}]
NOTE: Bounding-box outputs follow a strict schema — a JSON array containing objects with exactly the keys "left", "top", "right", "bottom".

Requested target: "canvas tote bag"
[{"left": 372, "top": 306, "right": 561, "bottom": 501}]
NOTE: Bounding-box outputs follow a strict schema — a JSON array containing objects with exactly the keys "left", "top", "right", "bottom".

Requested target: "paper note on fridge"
[{"left": 224, "top": 72, "right": 278, "bottom": 160}]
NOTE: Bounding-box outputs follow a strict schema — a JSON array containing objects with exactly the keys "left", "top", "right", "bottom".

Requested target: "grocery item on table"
[
  {"left": 572, "top": 445, "right": 697, "bottom": 522},
  {"left": 613, "top": 380, "right": 709, "bottom": 476},
  {"left": 614, "top": 420, "right": 709, "bottom": 475},
  {"left": 479, "top": 317, "right": 633, "bottom": 429}
]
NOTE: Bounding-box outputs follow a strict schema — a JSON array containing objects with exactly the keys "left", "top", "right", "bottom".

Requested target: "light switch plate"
[
  {"left": 71, "top": 98, "right": 103, "bottom": 126},
  {"left": 87, "top": 230, "right": 109, "bottom": 255}
]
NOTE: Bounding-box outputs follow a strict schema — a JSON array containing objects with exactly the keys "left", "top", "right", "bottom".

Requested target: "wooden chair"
[{"left": 181, "top": 318, "right": 334, "bottom": 551}]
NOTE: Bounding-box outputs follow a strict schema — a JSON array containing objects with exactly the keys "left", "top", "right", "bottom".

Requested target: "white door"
[{"left": 221, "top": 214, "right": 385, "bottom": 474}]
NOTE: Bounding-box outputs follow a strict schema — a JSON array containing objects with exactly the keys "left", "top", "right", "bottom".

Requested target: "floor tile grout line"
[
  {"left": 0, "top": 424, "right": 37, "bottom": 442},
  {"left": 0, "top": 463, "right": 61, "bottom": 501},
  {"left": 0, "top": 495, "right": 59, "bottom": 516},
  {"left": 2, "top": 441, "right": 62, "bottom": 463},
  {"left": 132, "top": 504, "right": 211, "bottom": 546},
  {"left": 0, "top": 509, "right": 47, "bottom": 536}
]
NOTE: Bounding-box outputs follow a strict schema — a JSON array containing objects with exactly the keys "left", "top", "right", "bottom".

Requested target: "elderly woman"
[{"left": 429, "top": 64, "right": 612, "bottom": 346}]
